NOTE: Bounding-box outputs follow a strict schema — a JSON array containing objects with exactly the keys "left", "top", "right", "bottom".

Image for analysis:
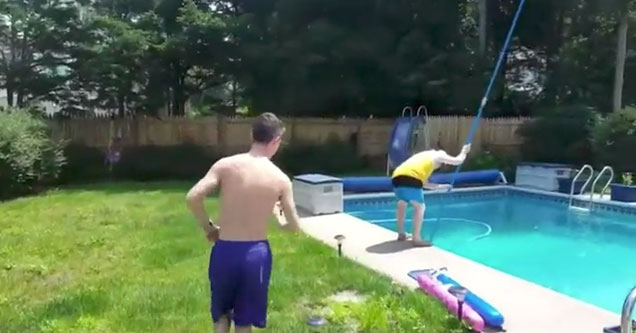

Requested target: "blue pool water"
[{"left": 345, "top": 189, "right": 636, "bottom": 315}]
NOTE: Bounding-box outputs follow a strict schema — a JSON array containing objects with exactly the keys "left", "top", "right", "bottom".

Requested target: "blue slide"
[{"left": 387, "top": 117, "right": 420, "bottom": 170}]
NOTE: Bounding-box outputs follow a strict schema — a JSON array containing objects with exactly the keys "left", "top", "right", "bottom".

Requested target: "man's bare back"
[
  {"left": 214, "top": 153, "right": 293, "bottom": 241},
  {"left": 186, "top": 151, "right": 300, "bottom": 242}
]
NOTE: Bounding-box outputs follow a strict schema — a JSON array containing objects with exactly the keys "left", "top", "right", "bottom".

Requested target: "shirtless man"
[
  {"left": 391, "top": 144, "right": 471, "bottom": 247},
  {"left": 186, "top": 113, "right": 301, "bottom": 333}
]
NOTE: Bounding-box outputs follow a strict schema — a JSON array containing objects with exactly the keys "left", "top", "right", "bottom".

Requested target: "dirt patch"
[{"left": 328, "top": 290, "right": 367, "bottom": 304}]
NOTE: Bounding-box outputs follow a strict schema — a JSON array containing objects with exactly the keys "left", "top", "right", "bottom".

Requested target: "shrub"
[
  {"left": 518, "top": 105, "right": 598, "bottom": 165},
  {"left": 463, "top": 150, "right": 518, "bottom": 181},
  {"left": 592, "top": 107, "right": 636, "bottom": 173},
  {"left": 59, "top": 144, "right": 109, "bottom": 183},
  {"left": 0, "top": 110, "right": 66, "bottom": 199},
  {"left": 274, "top": 138, "right": 368, "bottom": 176},
  {"left": 113, "top": 144, "right": 219, "bottom": 181}
]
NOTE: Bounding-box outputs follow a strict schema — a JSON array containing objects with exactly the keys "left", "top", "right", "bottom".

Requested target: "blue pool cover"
[{"left": 342, "top": 169, "right": 503, "bottom": 193}]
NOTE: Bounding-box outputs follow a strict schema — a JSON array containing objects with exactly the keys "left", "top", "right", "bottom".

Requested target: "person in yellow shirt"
[{"left": 391, "top": 144, "right": 471, "bottom": 247}]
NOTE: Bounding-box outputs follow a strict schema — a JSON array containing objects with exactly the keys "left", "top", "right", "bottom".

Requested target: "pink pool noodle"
[{"left": 417, "top": 274, "right": 485, "bottom": 331}]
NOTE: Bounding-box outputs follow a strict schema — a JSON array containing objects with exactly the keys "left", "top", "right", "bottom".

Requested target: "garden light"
[
  {"left": 448, "top": 285, "right": 469, "bottom": 321},
  {"left": 334, "top": 234, "right": 345, "bottom": 257}
]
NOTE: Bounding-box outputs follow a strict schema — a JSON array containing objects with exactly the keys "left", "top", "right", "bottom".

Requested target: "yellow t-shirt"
[{"left": 392, "top": 152, "right": 435, "bottom": 184}]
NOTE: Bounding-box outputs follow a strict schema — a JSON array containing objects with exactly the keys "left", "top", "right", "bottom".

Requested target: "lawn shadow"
[
  {"left": 49, "top": 181, "right": 194, "bottom": 196},
  {"left": 365, "top": 240, "right": 414, "bottom": 254}
]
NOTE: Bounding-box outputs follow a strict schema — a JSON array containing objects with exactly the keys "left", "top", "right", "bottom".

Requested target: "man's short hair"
[{"left": 252, "top": 113, "right": 285, "bottom": 143}]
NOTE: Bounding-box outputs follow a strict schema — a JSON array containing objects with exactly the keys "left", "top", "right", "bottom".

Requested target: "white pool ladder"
[
  {"left": 589, "top": 166, "right": 614, "bottom": 207},
  {"left": 620, "top": 285, "right": 636, "bottom": 333},
  {"left": 568, "top": 164, "right": 594, "bottom": 212}
]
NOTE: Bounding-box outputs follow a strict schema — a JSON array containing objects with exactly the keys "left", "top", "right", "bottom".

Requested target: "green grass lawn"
[{"left": 0, "top": 182, "right": 467, "bottom": 333}]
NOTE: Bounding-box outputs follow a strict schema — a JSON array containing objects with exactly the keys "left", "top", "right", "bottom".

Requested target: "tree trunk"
[
  {"left": 613, "top": 11, "right": 629, "bottom": 113},
  {"left": 231, "top": 80, "right": 237, "bottom": 113},
  {"left": 17, "top": 88, "right": 24, "bottom": 107},
  {"left": 173, "top": 75, "right": 186, "bottom": 116},
  {"left": 544, "top": 9, "right": 565, "bottom": 105},
  {"left": 6, "top": 80, "right": 14, "bottom": 107},
  {"left": 169, "top": 61, "right": 187, "bottom": 116},
  {"left": 479, "top": 0, "right": 487, "bottom": 55},
  {"left": 117, "top": 91, "right": 125, "bottom": 117}
]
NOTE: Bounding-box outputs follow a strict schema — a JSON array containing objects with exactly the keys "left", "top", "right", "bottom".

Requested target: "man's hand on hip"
[{"left": 205, "top": 220, "right": 220, "bottom": 243}]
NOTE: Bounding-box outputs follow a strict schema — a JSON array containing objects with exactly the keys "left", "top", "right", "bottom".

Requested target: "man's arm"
[
  {"left": 186, "top": 161, "right": 222, "bottom": 236},
  {"left": 278, "top": 179, "right": 301, "bottom": 232},
  {"left": 435, "top": 144, "right": 471, "bottom": 166}
]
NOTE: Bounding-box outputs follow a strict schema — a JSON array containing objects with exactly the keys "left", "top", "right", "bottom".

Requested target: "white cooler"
[
  {"left": 515, "top": 163, "right": 574, "bottom": 191},
  {"left": 292, "top": 174, "right": 343, "bottom": 215}
]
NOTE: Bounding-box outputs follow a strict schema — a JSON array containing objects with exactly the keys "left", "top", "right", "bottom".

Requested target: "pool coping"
[
  {"left": 298, "top": 185, "right": 632, "bottom": 333},
  {"left": 345, "top": 185, "right": 636, "bottom": 215}
]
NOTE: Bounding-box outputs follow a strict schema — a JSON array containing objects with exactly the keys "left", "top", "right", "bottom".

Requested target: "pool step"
[{"left": 569, "top": 206, "right": 590, "bottom": 214}]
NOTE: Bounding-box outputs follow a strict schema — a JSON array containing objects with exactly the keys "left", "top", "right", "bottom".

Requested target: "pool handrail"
[
  {"left": 620, "top": 285, "right": 636, "bottom": 333},
  {"left": 416, "top": 105, "right": 430, "bottom": 150},
  {"left": 499, "top": 171, "right": 508, "bottom": 184},
  {"left": 402, "top": 106, "right": 414, "bottom": 118},
  {"left": 590, "top": 166, "right": 614, "bottom": 208},
  {"left": 569, "top": 164, "right": 594, "bottom": 210}
]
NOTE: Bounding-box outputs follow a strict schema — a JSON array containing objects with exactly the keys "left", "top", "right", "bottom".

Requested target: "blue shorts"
[
  {"left": 393, "top": 186, "right": 424, "bottom": 203},
  {"left": 209, "top": 240, "right": 272, "bottom": 328}
]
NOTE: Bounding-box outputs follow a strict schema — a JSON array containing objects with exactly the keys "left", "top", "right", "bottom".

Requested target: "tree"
[
  {"left": 66, "top": 16, "right": 152, "bottom": 116},
  {"left": 0, "top": 0, "right": 82, "bottom": 108},
  {"left": 613, "top": 2, "right": 630, "bottom": 112},
  {"left": 148, "top": 0, "right": 230, "bottom": 116},
  {"left": 55, "top": 0, "right": 231, "bottom": 117},
  {"left": 479, "top": 0, "right": 487, "bottom": 55}
]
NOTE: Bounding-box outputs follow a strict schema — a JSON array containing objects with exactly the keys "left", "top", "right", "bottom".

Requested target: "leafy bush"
[
  {"left": 0, "top": 110, "right": 66, "bottom": 199},
  {"left": 59, "top": 144, "right": 109, "bottom": 183},
  {"left": 59, "top": 139, "right": 367, "bottom": 183},
  {"left": 113, "top": 144, "right": 219, "bottom": 181},
  {"left": 518, "top": 105, "right": 598, "bottom": 165},
  {"left": 592, "top": 107, "right": 636, "bottom": 173},
  {"left": 463, "top": 150, "right": 518, "bottom": 181},
  {"left": 622, "top": 172, "right": 634, "bottom": 186},
  {"left": 274, "top": 138, "right": 369, "bottom": 175}
]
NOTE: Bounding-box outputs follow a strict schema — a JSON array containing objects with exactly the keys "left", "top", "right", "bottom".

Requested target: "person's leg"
[
  {"left": 209, "top": 241, "right": 239, "bottom": 332},
  {"left": 396, "top": 200, "right": 407, "bottom": 241},
  {"left": 234, "top": 241, "right": 272, "bottom": 330},
  {"left": 235, "top": 325, "right": 251, "bottom": 333},
  {"left": 410, "top": 190, "right": 431, "bottom": 247},
  {"left": 215, "top": 316, "right": 231, "bottom": 333},
  {"left": 411, "top": 201, "right": 424, "bottom": 241}
]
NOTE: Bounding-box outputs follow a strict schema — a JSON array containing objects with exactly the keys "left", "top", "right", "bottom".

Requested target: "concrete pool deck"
[{"left": 299, "top": 212, "right": 620, "bottom": 333}]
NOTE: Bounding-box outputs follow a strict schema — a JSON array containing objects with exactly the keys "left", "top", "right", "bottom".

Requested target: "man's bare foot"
[
  {"left": 412, "top": 239, "right": 433, "bottom": 247},
  {"left": 397, "top": 233, "right": 407, "bottom": 241}
]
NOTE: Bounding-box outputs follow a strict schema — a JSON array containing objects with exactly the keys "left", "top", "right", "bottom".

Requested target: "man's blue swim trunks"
[{"left": 209, "top": 240, "right": 272, "bottom": 328}]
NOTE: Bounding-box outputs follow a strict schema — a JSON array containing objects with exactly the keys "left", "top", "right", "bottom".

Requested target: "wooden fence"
[{"left": 48, "top": 116, "right": 531, "bottom": 157}]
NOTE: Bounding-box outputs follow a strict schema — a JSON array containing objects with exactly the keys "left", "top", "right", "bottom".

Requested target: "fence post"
[
  {"left": 217, "top": 114, "right": 227, "bottom": 155},
  {"left": 290, "top": 117, "right": 297, "bottom": 141}
]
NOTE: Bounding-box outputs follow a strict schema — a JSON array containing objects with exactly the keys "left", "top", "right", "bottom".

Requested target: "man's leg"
[
  {"left": 235, "top": 326, "right": 252, "bottom": 333},
  {"left": 411, "top": 201, "right": 432, "bottom": 247},
  {"left": 215, "top": 316, "right": 231, "bottom": 333},
  {"left": 234, "top": 242, "right": 272, "bottom": 330},
  {"left": 396, "top": 200, "right": 407, "bottom": 241},
  {"left": 209, "top": 242, "right": 238, "bottom": 333}
]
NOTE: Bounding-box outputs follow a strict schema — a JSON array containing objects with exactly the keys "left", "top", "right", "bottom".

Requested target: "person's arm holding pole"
[
  {"left": 436, "top": 144, "right": 472, "bottom": 166},
  {"left": 423, "top": 144, "right": 472, "bottom": 190}
]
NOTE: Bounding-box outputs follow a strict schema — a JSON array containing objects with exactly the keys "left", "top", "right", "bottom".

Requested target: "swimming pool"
[{"left": 345, "top": 187, "right": 636, "bottom": 316}]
